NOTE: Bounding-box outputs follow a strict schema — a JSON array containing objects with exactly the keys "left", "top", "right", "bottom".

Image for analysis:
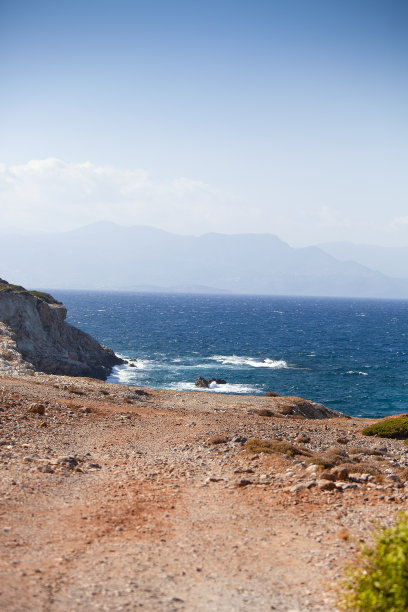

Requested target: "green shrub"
[
  {"left": 362, "top": 416, "right": 408, "bottom": 439},
  {"left": 338, "top": 512, "right": 408, "bottom": 611}
]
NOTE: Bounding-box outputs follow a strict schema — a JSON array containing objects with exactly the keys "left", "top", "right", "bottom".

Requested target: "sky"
[{"left": 0, "top": 0, "right": 407, "bottom": 246}]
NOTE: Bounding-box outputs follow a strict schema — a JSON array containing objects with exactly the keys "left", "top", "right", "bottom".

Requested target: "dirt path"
[{"left": 1, "top": 374, "right": 407, "bottom": 611}]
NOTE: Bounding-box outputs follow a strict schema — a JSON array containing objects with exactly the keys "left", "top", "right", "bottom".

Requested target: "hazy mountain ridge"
[
  {"left": 318, "top": 241, "right": 408, "bottom": 279},
  {"left": 1, "top": 222, "right": 408, "bottom": 298}
]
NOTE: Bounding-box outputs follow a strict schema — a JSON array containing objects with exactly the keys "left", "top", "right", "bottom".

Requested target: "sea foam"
[
  {"left": 210, "top": 355, "right": 288, "bottom": 369},
  {"left": 169, "top": 381, "right": 260, "bottom": 394}
]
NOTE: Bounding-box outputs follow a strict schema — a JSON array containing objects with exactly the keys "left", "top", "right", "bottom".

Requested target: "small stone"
[
  {"left": 291, "top": 483, "right": 307, "bottom": 493},
  {"left": 305, "top": 480, "right": 317, "bottom": 488},
  {"left": 88, "top": 463, "right": 101, "bottom": 469},
  {"left": 236, "top": 479, "right": 252, "bottom": 487},
  {"left": 57, "top": 456, "right": 78, "bottom": 467}
]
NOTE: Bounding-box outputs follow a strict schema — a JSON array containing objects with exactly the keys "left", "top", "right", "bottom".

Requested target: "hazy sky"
[{"left": 1, "top": 0, "right": 407, "bottom": 246}]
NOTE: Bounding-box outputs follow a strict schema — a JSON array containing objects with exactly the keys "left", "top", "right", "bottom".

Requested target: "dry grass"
[
  {"left": 348, "top": 446, "right": 385, "bottom": 457},
  {"left": 278, "top": 406, "right": 294, "bottom": 415},
  {"left": 338, "top": 461, "right": 382, "bottom": 476},
  {"left": 209, "top": 435, "right": 228, "bottom": 445},
  {"left": 255, "top": 409, "right": 274, "bottom": 417},
  {"left": 246, "top": 438, "right": 312, "bottom": 458},
  {"left": 310, "top": 447, "right": 349, "bottom": 468},
  {"left": 337, "top": 528, "right": 351, "bottom": 541}
]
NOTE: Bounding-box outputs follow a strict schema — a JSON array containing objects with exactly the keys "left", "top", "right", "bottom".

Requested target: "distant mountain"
[
  {"left": 318, "top": 242, "right": 408, "bottom": 279},
  {"left": 1, "top": 222, "right": 408, "bottom": 298}
]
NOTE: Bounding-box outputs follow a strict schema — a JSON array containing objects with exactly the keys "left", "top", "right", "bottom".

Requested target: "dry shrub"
[
  {"left": 348, "top": 446, "right": 385, "bottom": 457},
  {"left": 278, "top": 406, "right": 294, "bottom": 415},
  {"left": 209, "top": 435, "right": 228, "bottom": 445},
  {"left": 246, "top": 438, "right": 312, "bottom": 458},
  {"left": 339, "top": 461, "right": 381, "bottom": 476},
  {"left": 338, "top": 528, "right": 351, "bottom": 541},
  {"left": 255, "top": 409, "right": 274, "bottom": 417},
  {"left": 311, "top": 447, "right": 349, "bottom": 468}
]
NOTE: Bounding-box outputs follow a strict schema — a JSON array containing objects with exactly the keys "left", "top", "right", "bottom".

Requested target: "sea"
[{"left": 52, "top": 291, "right": 408, "bottom": 419}]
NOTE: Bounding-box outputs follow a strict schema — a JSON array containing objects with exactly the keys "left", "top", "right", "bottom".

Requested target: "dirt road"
[{"left": 1, "top": 375, "right": 407, "bottom": 611}]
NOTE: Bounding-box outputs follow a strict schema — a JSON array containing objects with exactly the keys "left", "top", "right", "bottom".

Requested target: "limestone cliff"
[{"left": 0, "top": 280, "right": 123, "bottom": 379}]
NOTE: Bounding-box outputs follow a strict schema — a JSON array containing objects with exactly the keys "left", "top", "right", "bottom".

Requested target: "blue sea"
[{"left": 53, "top": 291, "right": 408, "bottom": 419}]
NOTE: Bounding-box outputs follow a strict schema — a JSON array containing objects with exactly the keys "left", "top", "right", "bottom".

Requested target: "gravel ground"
[{"left": 1, "top": 373, "right": 407, "bottom": 611}]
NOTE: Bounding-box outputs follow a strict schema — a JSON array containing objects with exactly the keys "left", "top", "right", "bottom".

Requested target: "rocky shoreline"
[
  {"left": 0, "top": 280, "right": 123, "bottom": 379},
  {"left": 1, "top": 371, "right": 407, "bottom": 611}
]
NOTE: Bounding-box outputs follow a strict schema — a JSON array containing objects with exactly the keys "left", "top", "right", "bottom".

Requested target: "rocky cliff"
[{"left": 0, "top": 280, "right": 123, "bottom": 379}]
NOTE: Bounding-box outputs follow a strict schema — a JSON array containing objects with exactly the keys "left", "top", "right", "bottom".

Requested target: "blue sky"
[{"left": 0, "top": 0, "right": 407, "bottom": 245}]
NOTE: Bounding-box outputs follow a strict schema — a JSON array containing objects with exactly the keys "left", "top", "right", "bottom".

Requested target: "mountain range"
[{"left": 1, "top": 222, "right": 408, "bottom": 298}]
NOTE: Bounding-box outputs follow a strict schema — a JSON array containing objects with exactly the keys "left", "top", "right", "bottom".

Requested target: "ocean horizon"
[{"left": 52, "top": 290, "right": 408, "bottom": 419}]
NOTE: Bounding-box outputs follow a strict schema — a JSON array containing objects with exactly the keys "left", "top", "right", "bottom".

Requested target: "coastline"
[{"left": 1, "top": 371, "right": 407, "bottom": 610}]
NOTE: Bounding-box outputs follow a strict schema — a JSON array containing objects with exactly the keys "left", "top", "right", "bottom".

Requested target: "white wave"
[
  {"left": 210, "top": 355, "right": 288, "bottom": 369},
  {"left": 107, "top": 358, "right": 152, "bottom": 384},
  {"left": 346, "top": 370, "right": 368, "bottom": 376},
  {"left": 169, "top": 381, "right": 260, "bottom": 394}
]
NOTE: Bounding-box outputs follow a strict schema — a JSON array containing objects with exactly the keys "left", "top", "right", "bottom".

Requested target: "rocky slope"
[
  {"left": 0, "top": 373, "right": 407, "bottom": 611},
  {"left": 0, "top": 280, "right": 122, "bottom": 379}
]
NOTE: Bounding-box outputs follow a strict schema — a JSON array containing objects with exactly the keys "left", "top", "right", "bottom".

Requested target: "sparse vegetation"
[
  {"left": 338, "top": 461, "right": 381, "bottom": 476},
  {"left": 278, "top": 406, "right": 294, "bottom": 415},
  {"left": 338, "top": 513, "right": 408, "bottom": 611},
  {"left": 310, "top": 447, "right": 348, "bottom": 468},
  {"left": 337, "top": 528, "right": 351, "bottom": 541},
  {"left": 209, "top": 435, "right": 228, "bottom": 445},
  {"left": 0, "top": 280, "right": 62, "bottom": 305},
  {"left": 255, "top": 409, "right": 274, "bottom": 417},
  {"left": 246, "top": 438, "right": 312, "bottom": 457},
  {"left": 68, "top": 387, "right": 85, "bottom": 396},
  {"left": 362, "top": 416, "right": 408, "bottom": 440},
  {"left": 348, "top": 446, "right": 385, "bottom": 457}
]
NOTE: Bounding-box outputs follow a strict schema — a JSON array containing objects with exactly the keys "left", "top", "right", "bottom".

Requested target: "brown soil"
[{"left": 1, "top": 374, "right": 407, "bottom": 611}]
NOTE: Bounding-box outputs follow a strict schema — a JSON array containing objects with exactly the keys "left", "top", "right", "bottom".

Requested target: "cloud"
[
  {"left": 390, "top": 216, "right": 408, "bottom": 229},
  {"left": 0, "top": 158, "right": 239, "bottom": 234}
]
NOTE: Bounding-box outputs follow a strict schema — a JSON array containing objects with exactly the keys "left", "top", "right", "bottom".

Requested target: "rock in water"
[
  {"left": 0, "top": 279, "right": 123, "bottom": 379},
  {"left": 195, "top": 376, "right": 209, "bottom": 388}
]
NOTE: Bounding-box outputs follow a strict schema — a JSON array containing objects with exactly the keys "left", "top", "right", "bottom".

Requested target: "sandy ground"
[{"left": 1, "top": 374, "right": 407, "bottom": 611}]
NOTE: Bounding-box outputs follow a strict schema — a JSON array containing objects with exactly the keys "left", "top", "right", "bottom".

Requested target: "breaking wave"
[
  {"left": 210, "top": 355, "right": 288, "bottom": 369},
  {"left": 169, "top": 381, "right": 261, "bottom": 394}
]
